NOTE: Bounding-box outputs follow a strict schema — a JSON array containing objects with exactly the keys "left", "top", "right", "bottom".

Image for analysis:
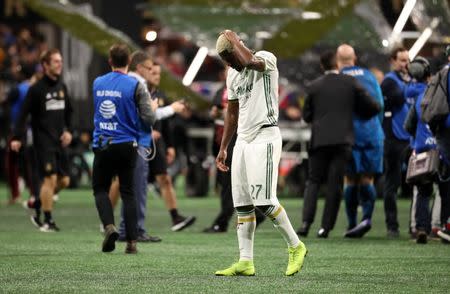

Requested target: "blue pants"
[{"left": 119, "top": 146, "right": 149, "bottom": 237}]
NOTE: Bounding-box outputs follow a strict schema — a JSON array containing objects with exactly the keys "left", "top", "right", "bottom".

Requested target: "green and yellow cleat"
[
  {"left": 215, "top": 260, "right": 255, "bottom": 276},
  {"left": 286, "top": 241, "right": 307, "bottom": 276}
]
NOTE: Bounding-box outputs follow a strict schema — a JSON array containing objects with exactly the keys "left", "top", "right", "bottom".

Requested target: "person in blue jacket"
[
  {"left": 115, "top": 51, "right": 160, "bottom": 243},
  {"left": 336, "top": 44, "right": 384, "bottom": 238},
  {"left": 380, "top": 47, "right": 412, "bottom": 237},
  {"left": 404, "top": 56, "right": 449, "bottom": 244},
  {"left": 92, "top": 43, "right": 156, "bottom": 254}
]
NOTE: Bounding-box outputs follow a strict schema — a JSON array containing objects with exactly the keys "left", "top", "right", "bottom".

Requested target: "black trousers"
[
  {"left": 416, "top": 179, "right": 450, "bottom": 232},
  {"left": 383, "top": 138, "right": 410, "bottom": 231},
  {"left": 302, "top": 144, "right": 351, "bottom": 231},
  {"left": 93, "top": 142, "right": 137, "bottom": 241}
]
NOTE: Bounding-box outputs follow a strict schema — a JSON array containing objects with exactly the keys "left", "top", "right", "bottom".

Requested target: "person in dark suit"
[{"left": 297, "top": 51, "right": 381, "bottom": 238}]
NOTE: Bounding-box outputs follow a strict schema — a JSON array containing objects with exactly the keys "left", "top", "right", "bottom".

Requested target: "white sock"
[
  {"left": 236, "top": 209, "right": 256, "bottom": 261},
  {"left": 267, "top": 205, "right": 300, "bottom": 248}
]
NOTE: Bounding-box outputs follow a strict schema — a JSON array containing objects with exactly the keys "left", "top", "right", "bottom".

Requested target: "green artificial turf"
[{"left": 0, "top": 183, "right": 449, "bottom": 293}]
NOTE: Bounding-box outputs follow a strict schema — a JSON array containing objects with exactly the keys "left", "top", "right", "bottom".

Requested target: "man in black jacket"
[
  {"left": 11, "top": 49, "right": 72, "bottom": 232},
  {"left": 297, "top": 51, "right": 381, "bottom": 238}
]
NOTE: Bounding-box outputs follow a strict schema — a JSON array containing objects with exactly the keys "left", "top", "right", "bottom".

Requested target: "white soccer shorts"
[{"left": 231, "top": 127, "right": 281, "bottom": 207}]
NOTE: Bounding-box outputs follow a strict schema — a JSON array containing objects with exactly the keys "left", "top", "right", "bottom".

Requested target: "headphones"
[{"left": 408, "top": 56, "right": 430, "bottom": 81}]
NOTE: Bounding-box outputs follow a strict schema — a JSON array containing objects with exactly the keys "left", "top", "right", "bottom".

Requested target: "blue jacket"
[
  {"left": 10, "top": 81, "right": 30, "bottom": 127},
  {"left": 92, "top": 71, "right": 139, "bottom": 148},
  {"left": 384, "top": 71, "right": 412, "bottom": 140},
  {"left": 128, "top": 72, "right": 152, "bottom": 148},
  {"left": 341, "top": 66, "right": 384, "bottom": 147}
]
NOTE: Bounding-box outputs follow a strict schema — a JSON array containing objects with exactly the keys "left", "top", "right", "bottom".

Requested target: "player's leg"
[
  {"left": 39, "top": 174, "right": 58, "bottom": 231},
  {"left": 92, "top": 147, "right": 118, "bottom": 252},
  {"left": 344, "top": 176, "right": 359, "bottom": 231},
  {"left": 251, "top": 128, "right": 306, "bottom": 276},
  {"left": 215, "top": 139, "right": 255, "bottom": 276},
  {"left": 360, "top": 145, "right": 382, "bottom": 222},
  {"left": 37, "top": 150, "right": 59, "bottom": 232},
  {"left": 345, "top": 175, "right": 375, "bottom": 238},
  {"left": 151, "top": 140, "right": 196, "bottom": 231},
  {"left": 344, "top": 147, "right": 360, "bottom": 231},
  {"left": 52, "top": 148, "right": 70, "bottom": 202},
  {"left": 346, "top": 145, "right": 383, "bottom": 238}
]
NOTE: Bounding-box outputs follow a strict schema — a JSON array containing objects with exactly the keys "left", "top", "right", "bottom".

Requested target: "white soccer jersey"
[{"left": 227, "top": 51, "right": 279, "bottom": 142}]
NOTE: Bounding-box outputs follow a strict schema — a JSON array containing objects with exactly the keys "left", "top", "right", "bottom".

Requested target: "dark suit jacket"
[{"left": 303, "top": 73, "right": 381, "bottom": 150}]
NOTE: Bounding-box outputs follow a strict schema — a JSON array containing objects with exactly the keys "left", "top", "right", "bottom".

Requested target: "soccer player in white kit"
[{"left": 214, "top": 30, "right": 307, "bottom": 276}]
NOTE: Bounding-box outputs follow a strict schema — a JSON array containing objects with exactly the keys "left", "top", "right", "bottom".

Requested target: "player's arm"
[
  {"left": 216, "top": 100, "right": 238, "bottom": 172},
  {"left": 222, "top": 30, "right": 265, "bottom": 72},
  {"left": 381, "top": 78, "right": 404, "bottom": 109},
  {"left": 352, "top": 77, "right": 381, "bottom": 119},
  {"left": 371, "top": 75, "right": 385, "bottom": 123}
]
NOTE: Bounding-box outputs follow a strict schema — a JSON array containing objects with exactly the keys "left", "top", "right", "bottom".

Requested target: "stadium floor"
[{"left": 1, "top": 183, "right": 449, "bottom": 293}]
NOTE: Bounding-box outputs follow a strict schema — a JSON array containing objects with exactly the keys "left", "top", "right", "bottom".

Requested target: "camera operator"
[
  {"left": 434, "top": 46, "right": 450, "bottom": 242},
  {"left": 404, "top": 56, "right": 449, "bottom": 244}
]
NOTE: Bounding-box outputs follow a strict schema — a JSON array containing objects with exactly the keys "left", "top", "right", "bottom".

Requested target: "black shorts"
[
  {"left": 148, "top": 139, "right": 168, "bottom": 178},
  {"left": 36, "top": 147, "right": 70, "bottom": 178}
]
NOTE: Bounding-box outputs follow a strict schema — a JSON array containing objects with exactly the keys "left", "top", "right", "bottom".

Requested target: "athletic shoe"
[
  {"left": 125, "top": 241, "right": 138, "bottom": 254},
  {"left": 317, "top": 228, "right": 329, "bottom": 238},
  {"left": 387, "top": 229, "right": 400, "bottom": 238},
  {"left": 344, "top": 219, "right": 372, "bottom": 238},
  {"left": 416, "top": 230, "right": 428, "bottom": 244},
  {"left": 137, "top": 234, "right": 162, "bottom": 243},
  {"left": 437, "top": 229, "right": 450, "bottom": 243},
  {"left": 203, "top": 225, "right": 227, "bottom": 233},
  {"left": 102, "top": 224, "right": 119, "bottom": 252},
  {"left": 30, "top": 215, "right": 43, "bottom": 228},
  {"left": 296, "top": 222, "right": 310, "bottom": 237},
  {"left": 215, "top": 260, "right": 255, "bottom": 276},
  {"left": 286, "top": 241, "right": 307, "bottom": 276},
  {"left": 40, "top": 221, "right": 60, "bottom": 232},
  {"left": 171, "top": 215, "right": 196, "bottom": 232}
]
